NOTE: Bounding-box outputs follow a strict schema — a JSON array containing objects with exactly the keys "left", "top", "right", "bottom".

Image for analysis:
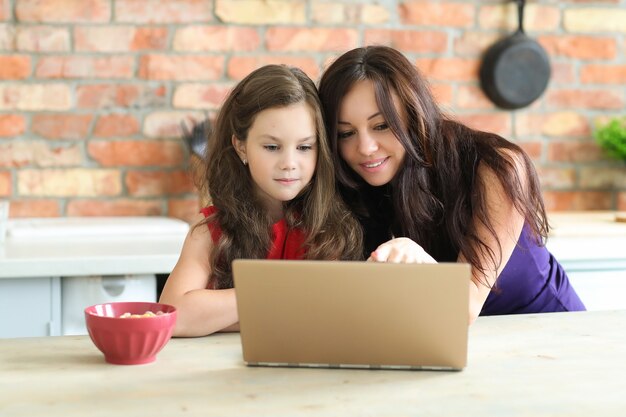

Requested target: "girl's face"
[
  {"left": 234, "top": 102, "right": 317, "bottom": 219},
  {"left": 336, "top": 80, "right": 406, "bottom": 187}
]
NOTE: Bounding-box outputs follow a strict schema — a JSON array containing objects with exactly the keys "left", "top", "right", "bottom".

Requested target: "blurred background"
[{"left": 1, "top": 0, "right": 625, "bottom": 223}]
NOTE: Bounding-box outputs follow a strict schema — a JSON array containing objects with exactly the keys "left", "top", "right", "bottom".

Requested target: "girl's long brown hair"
[
  {"left": 200, "top": 65, "right": 363, "bottom": 289},
  {"left": 319, "top": 46, "right": 548, "bottom": 286}
]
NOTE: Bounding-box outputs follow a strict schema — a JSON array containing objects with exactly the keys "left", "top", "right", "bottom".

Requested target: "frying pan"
[{"left": 479, "top": 0, "right": 551, "bottom": 110}]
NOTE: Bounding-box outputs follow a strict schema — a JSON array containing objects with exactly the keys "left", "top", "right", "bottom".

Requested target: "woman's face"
[{"left": 336, "top": 80, "right": 406, "bottom": 187}]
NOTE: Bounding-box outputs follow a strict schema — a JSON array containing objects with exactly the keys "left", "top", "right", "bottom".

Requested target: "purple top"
[{"left": 480, "top": 224, "right": 586, "bottom": 316}]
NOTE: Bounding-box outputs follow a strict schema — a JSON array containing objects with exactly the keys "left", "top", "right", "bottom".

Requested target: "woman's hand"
[{"left": 368, "top": 237, "right": 437, "bottom": 264}]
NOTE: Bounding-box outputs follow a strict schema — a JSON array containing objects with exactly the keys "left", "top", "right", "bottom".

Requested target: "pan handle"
[{"left": 515, "top": 0, "right": 526, "bottom": 35}]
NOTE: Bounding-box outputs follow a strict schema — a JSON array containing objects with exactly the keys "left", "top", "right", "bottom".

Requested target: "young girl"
[
  {"left": 318, "top": 46, "right": 585, "bottom": 323},
  {"left": 160, "top": 65, "right": 363, "bottom": 336}
]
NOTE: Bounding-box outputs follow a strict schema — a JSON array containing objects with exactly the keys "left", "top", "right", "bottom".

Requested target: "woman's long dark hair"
[
  {"left": 200, "top": 64, "right": 363, "bottom": 289},
  {"left": 319, "top": 46, "right": 548, "bottom": 286}
]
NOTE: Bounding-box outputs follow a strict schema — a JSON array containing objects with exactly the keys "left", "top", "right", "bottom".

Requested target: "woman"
[{"left": 318, "top": 46, "right": 585, "bottom": 323}]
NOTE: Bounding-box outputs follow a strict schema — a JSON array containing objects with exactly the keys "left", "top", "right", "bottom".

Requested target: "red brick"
[
  {"left": 143, "top": 111, "right": 207, "bottom": 139},
  {"left": 115, "top": 0, "right": 212, "bottom": 23},
  {"left": 0, "top": 56, "right": 31, "bottom": 80},
  {"left": 542, "top": 191, "right": 613, "bottom": 211},
  {"left": 227, "top": 56, "right": 319, "bottom": 81},
  {"left": 479, "top": 4, "right": 560, "bottom": 31},
  {"left": 0, "top": 141, "right": 82, "bottom": 167},
  {"left": 18, "top": 168, "right": 121, "bottom": 197},
  {"left": 517, "top": 141, "right": 543, "bottom": 161},
  {"left": 0, "top": 84, "right": 71, "bottom": 111},
  {"left": 363, "top": 30, "right": 447, "bottom": 54},
  {"left": 516, "top": 112, "right": 590, "bottom": 138},
  {"left": 75, "top": 26, "right": 168, "bottom": 52},
  {"left": 536, "top": 167, "right": 576, "bottom": 189},
  {"left": 173, "top": 84, "right": 232, "bottom": 110},
  {"left": 36, "top": 56, "right": 134, "bottom": 79},
  {"left": 400, "top": 1, "right": 474, "bottom": 27},
  {"left": 539, "top": 36, "right": 616, "bottom": 60},
  {"left": 579, "top": 167, "right": 626, "bottom": 189},
  {"left": 0, "top": 0, "right": 9, "bottom": 21},
  {"left": 16, "top": 0, "right": 110, "bottom": 23},
  {"left": 0, "top": 170, "right": 10, "bottom": 195},
  {"left": 173, "top": 26, "right": 260, "bottom": 52},
  {"left": 429, "top": 83, "right": 453, "bottom": 107},
  {"left": 93, "top": 114, "right": 140, "bottom": 138},
  {"left": 581, "top": 65, "right": 626, "bottom": 84},
  {"left": 88, "top": 140, "right": 184, "bottom": 167},
  {"left": 551, "top": 62, "right": 576, "bottom": 85},
  {"left": 67, "top": 199, "right": 163, "bottom": 217},
  {"left": 0, "top": 115, "right": 26, "bottom": 137},
  {"left": 16, "top": 26, "right": 70, "bottom": 52},
  {"left": 126, "top": 170, "right": 195, "bottom": 196},
  {"left": 168, "top": 198, "right": 201, "bottom": 223},
  {"left": 415, "top": 58, "right": 479, "bottom": 82},
  {"left": 139, "top": 55, "right": 224, "bottom": 81},
  {"left": 547, "top": 141, "right": 605, "bottom": 163},
  {"left": 76, "top": 84, "right": 167, "bottom": 109},
  {"left": 266, "top": 28, "right": 358, "bottom": 52},
  {"left": 618, "top": 193, "right": 626, "bottom": 211},
  {"left": 546, "top": 89, "right": 623, "bottom": 110},
  {"left": 31, "top": 114, "right": 92, "bottom": 140},
  {"left": 453, "top": 113, "right": 512, "bottom": 137},
  {"left": 456, "top": 85, "right": 495, "bottom": 109},
  {"left": 454, "top": 32, "right": 500, "bottom": 56},
  {"left": 6, "top": 199, "right": 61, "bottom": 217}
]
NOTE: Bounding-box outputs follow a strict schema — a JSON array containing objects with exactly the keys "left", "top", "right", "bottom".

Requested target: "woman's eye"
[
  {"left": 374, "top": 123, "right": 389, "bottom": 131},
  {"left": 264, "top": 144, "right": 279, "bottom": 151},
  {"left": 297, "top": 144, "right": 314, "bottom": 151},
  {"left": 337, "top": 130, "right": 354, "bottom": 140}
]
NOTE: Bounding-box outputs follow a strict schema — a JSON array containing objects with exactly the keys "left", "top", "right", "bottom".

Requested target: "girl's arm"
[
  {"left": 463, "top": 156, "right": 527, "bottom": 324},
  {"left": 159, "top": 214, "right": 239, "bottom": 337}
]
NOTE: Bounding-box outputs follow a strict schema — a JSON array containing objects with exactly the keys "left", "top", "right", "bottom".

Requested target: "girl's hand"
[{"left": 368, "top": 237, "right": 437, "bottom": 264}]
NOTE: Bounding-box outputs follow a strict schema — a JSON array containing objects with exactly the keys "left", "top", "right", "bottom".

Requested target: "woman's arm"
[
  {"left": 159, "top": 214, "right": 239, "bottom": 337},
  {"left": 463, "top": 156, "right": 527, "bottom": 324}
]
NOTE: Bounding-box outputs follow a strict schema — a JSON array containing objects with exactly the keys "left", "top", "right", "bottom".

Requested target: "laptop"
[{"left": 232, "top": 260, "right": 470, "bottom": 370}]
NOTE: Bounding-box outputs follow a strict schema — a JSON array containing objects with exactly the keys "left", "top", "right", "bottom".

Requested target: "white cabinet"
[
  {"left": 0, "top": 217, "right": 188, "bottom": 338},
  {"left": 0, "top": 277, "right": 61, "bottom": 337},
  {"left": 546, "top": 212, "right": 626, "bottom": 311}
]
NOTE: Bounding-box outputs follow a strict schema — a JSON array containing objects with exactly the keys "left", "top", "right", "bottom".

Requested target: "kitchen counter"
[
  {"left": 1, "top": 310, "right": 624, "bottom": 416},
  {"left": 545, "top": 212, "right": 626, "bottom": 311},
  {"left": 547, "top": 211, "right": 626, "bottom": 269},
  {"left": 0, "top": 217, "right": 189, "bottom": 278}
]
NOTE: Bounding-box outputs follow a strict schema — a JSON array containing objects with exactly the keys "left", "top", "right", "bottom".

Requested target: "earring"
[{"left": 242, "top": 158, "right": 247, "bottom": 166}]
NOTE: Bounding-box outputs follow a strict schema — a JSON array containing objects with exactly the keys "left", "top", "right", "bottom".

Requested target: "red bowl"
[{"left": 84, "top": 302, "right": 177, "bottom": 365}]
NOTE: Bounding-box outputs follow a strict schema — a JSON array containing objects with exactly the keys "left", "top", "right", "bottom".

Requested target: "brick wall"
[{"left": 0, "top": 0, "right": 625, "bottom": 222}]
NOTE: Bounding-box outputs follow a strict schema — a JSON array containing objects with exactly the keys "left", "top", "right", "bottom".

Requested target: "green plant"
[{"left": 594, "top": 117, "right": 626, "bottom": 161}]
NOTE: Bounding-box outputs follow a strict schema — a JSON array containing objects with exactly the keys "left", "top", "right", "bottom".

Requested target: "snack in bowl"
[{"left": 84, "top": 301, "right": 177, "bottom": 365}]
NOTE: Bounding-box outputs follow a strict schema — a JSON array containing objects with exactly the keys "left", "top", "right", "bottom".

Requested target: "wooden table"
[{"left": 1, "top": 310, "right": 625, "bottom": 416}]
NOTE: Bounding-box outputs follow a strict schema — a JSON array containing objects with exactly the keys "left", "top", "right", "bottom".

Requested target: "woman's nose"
[{"left": 357, "top": 132, "right": 379, "bottom": 156}]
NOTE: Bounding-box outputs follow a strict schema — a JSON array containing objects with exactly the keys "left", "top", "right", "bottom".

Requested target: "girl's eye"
[
  {"left": 264, "top": 144, "right": 279, "bottom": 151},
  {"left": 337, "top": 130, "right": 354, "bottom": 140},
  {"left": 297, "top": 144, "right": 314, "bottom": 152},
  {"left": 373, "top": 123, "right": 389, "bottom": 131}
]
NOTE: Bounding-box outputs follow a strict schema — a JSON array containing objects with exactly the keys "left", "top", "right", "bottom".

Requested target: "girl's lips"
[
  {"left": 275, "top": 178, "right": 299, "bottom": 185},
  {"left": 359, "top": 157, "right": 388, "bottom": 172}
]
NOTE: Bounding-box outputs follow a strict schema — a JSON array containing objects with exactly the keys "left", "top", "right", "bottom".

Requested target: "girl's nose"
[{"left": 280, "top": 151, "right": 297, "bottom": 170}]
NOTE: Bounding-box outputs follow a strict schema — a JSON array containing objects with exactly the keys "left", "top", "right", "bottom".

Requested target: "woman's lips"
[{"left": 360, "top": 157, "right": 388, "bottom": 172}]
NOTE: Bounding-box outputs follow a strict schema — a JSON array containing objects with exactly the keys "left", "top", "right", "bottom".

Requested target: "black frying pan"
[{"left": 479, "top": 0, "right": 551, "bottom": 110}]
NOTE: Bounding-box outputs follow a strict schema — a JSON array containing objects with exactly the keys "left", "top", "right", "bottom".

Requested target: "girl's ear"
[{"left": 231, "top": 135, "right": 247, "bottom": 161}]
